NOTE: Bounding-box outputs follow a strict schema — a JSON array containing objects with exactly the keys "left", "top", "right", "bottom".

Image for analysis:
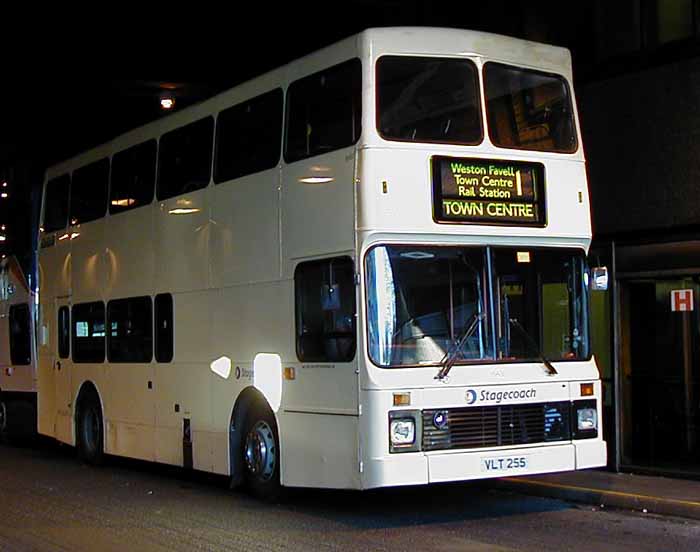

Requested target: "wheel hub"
[{"left": 244, "top": 420, "right": 276, "bottom": 481}]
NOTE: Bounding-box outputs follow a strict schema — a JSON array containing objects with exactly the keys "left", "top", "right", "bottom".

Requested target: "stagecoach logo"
[
  {"left": 433, "top": 410, "right": 449, "bottom": 429},
  {"left": 466, "top": 387, "right": 538, "bottom": 406},
  {"left": 465, "top": 389, "right": 478, "bottom": 405}
]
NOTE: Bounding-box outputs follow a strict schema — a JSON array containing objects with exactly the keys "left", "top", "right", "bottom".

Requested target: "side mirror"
[{"left": 590, "top": 267, "right": 609, "bottom": 291}]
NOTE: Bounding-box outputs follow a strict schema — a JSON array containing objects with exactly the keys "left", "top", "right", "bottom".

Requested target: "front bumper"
[{"left": 361, "top": 439, "right": 607, "bottom": 489}]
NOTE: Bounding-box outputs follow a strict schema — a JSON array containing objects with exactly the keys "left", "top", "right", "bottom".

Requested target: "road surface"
[{"left": 0, "top": 440, "right": 698, "bottom": 551}]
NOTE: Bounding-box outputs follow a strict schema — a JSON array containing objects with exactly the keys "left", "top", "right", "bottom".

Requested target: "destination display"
[{"left": 432, "top": 157, "right": 546, "bottom": 226}]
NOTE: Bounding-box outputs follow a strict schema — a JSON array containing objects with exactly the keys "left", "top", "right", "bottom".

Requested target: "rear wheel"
[
  {"left": 77, "top": 393, "right": 104, "bottom": 465},
  {"left": 242, "top": 404, "right": 282, "bottom": 501}
]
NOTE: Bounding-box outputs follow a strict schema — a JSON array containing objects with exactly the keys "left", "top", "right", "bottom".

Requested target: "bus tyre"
[
  {"left": 242, "top": 404, "right": 282, "bottom": 501},
  {"left": 77, "top": 394, "right": 104, "bottom": 466}
]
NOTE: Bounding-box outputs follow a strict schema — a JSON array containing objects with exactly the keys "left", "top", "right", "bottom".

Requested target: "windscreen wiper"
[
  {"left": 508, "top": 318, "right": 558, "bottom": 376},
  {"left": 435, "top": 312, "right": 486, "bottom": 381}
]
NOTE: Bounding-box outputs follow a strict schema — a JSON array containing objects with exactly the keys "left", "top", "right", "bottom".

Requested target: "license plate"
[{"left": 481, "top": 455, "right": 529, "bottom": 472}]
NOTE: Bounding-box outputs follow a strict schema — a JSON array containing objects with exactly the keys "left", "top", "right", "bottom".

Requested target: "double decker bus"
[
  {"left": 0, "top": 255, "right": 37, "bottom": 441},
  {"left": 37, "top": 27, "right": 606, "bottom": 498}
]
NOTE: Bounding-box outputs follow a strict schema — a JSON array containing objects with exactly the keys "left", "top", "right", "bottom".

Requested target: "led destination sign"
[{"left": 432, "top": 157, "right": 546, "bottom": 226}]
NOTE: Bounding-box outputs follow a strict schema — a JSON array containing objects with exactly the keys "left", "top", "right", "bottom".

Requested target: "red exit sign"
[{"left": 671, "top": 289, "right": 694, "bottom": 312}]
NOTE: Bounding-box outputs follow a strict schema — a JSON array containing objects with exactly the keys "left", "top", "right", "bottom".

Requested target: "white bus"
[
  {"left": 37, "top": 27, "right": 606, "bottom": 498},
  {"left": 0, "top": 255, "right": 37, "bottom": 440}
]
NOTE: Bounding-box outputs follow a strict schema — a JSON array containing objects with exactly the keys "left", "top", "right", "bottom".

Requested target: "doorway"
[{"left": 620, "top": 277, "right": 700, "bottom": 475}]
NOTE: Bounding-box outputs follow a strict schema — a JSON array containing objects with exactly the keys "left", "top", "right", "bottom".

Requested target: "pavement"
[{"left": 496, "top": 469, "right": 700, "bottom": 521}]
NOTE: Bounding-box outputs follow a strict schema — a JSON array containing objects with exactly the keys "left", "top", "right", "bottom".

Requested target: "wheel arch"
[{"left": 228, "top": 386, "right": 277, "bottom": 487}]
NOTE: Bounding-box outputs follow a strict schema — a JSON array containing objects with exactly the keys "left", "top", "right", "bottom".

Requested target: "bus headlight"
[
  {"left": 391, "top": 419, "right": 415, "bottom": 445},
  {"left": 577, "top": 408, "right": 597, "bottom": 431},
  {"left": 572, "top": 400, "right": 598, "bottom": 439},
  {"left": 389, "top": 410, "right": 421, "bottom": 452}
]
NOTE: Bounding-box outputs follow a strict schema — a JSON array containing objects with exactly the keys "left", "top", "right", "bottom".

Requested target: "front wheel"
[
  {"left": 77, "top": 395, "right": 104, "bottom": 465},
  {"left": 242, "top": 404, "right": 282, "bottom": 501}
]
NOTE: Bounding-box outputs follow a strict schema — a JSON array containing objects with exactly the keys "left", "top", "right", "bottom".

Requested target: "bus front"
[{"left": 356, "top": 30, "right": 606, "bottom": 488}]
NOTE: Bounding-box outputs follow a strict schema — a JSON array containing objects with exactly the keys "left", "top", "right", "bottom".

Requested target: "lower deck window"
[
  {"left": 72, "top": 302, "right": 105, "bottom": 363},
  {"left": 107, "top": 297, "right": 153, "bottom": 363}
]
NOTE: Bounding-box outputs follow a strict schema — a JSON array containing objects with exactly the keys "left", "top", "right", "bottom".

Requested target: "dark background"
[{"left": 3, "top": 0, "right": 700, "bottom": 275}]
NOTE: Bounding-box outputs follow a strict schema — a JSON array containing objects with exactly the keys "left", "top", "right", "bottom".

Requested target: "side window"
[
  {"left": 285, "top": 59, "right": 362, "bottom": 163},
  {"left": 58, "top": 306, "right": 70, "bottom": 359},
  {"left": 72, "top": 302, "right": 105, "bottom": 363},
  {"left": 214, "top": 89, "right": 283, "bottom": 183},
  {"left": 107, "top": 297, "right": 153, "bottom": 363},
  {"left": 295, "top": 257, "right": 356, "bottom": 362},
  {"left": 110, "top": 140, "right": 157, "bottom": 214},
  {"left": 43, "top": 174, "right": 70, "bottom": 232},
  {"left": 157, "top": 117, "right": 214, "bottom": 200},
  {"left": 9, "top": 304, "right": 31, "bottom": 366},
  {"left": 70, "top": 158, "right": 109, "bottom": 224},
  {"left": 154, "top": 293, "right": 173, "bottom": 363}
]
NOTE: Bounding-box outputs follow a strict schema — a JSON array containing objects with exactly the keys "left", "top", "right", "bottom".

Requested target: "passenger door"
[{"left": 54, "top": 301, "right": 73, "bottom": 443}]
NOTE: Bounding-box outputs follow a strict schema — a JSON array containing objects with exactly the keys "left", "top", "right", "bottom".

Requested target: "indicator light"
[{"left": 393, "top": 392, "right": 411, "bottom": 406}]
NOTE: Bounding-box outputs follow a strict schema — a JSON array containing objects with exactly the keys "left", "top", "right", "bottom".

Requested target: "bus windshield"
[{"left": 365, "top": 245, "right": 589, "bottom": 368}]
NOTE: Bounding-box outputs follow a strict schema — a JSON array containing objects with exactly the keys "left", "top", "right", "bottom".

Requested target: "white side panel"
[
  {"left": 281, "top": 147, "right": 356, "bottom": 275},
  {"left": 210, "top": 169, "right": 281, "bottom": 288},
  {"left": 104, "top": 363, "right": 155, "bottom": 460},
  {"left": 210, "top": 282, "right": 293, "bottom": 364},
  {"left": 104, "top": 206, "right": 155, "bottom": 299},
  {"left": 153, "top": 362, "right": 210, "bottom": 467},
  {"left": 280, "top": 412, "right": 360, "bottom": 489},
  {"left": 172, "top": 290, "right": 213, "bottom": 364},
  {"left": 69, "top": 219, "right": 106, "bottom": 303},
  {"left": 154, "top": 189, "right": 210, "bottom": 294},
  {"left": 283, "top": 363, "right": 359, "bottom": 415}
]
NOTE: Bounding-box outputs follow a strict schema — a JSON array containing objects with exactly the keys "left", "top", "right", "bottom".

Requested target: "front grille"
[{"left": 422, "top": 401, "right": 571, "bottom": 452}]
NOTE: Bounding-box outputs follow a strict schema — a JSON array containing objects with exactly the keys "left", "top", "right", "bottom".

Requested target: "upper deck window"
[
  {"left": 43, "top": 174, "right": 70, "bottom": 232},
  {"left": 285, "top": 59, "right": 362, "bottom": 163},
  {"left": 484, "top": 63, "right": 577, "bottom": 153},
  {"left": 110, "top": 140, "right": 156, "bottom": 214},
  {"left": 157, "top": 117, "right": 214, "bottom": 200},
  {"left": 377, "top": 56, "right": 482, "bottom": 145},
  {"left": 215, "top": 89, "right": 283, "bottom": 182},
  {"left": 70, "top": 158, "right": 109, "bottom": 224}
]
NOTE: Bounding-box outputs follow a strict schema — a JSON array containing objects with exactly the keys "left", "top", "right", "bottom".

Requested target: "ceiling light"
[
  {"left": 111, "top": 198, "right": 136, "bottom": 207},
  {"left": 168, "top": 208, "right": 201, "bottom": 215},
  {"left": 299, "top": 176, "right": 334, "bottom": 184},
  {"left": 400, "top": 251, "right": 435, "bottom": 260}
]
